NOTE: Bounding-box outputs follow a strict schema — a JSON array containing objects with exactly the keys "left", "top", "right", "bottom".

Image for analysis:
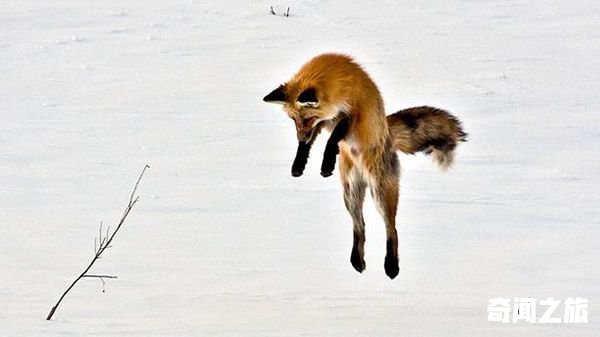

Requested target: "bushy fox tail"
[{"left": 387, "top": 106, "right": 467, "bottom": 170}]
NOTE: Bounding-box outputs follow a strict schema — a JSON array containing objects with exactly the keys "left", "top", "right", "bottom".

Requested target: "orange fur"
[{"left": 264, "top": 53, "right": 466, "bottom": 279}]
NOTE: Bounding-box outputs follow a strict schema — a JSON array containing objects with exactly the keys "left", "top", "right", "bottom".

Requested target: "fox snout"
[
  {"left": 293, "top": 119, "right": 315, "bottom": 142},
  {"left": 296, "top": 127, "right": 314, "bottom": 142},
  {"left": 296, "top": 119, "right": 326, "bottom": 143}
]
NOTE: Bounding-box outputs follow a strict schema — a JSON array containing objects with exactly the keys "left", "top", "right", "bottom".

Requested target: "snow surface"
[{"left": 1, "top": 1, "right": 599, "bottom": 336}]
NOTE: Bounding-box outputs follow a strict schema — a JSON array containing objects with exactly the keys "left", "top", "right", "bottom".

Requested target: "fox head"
[{"left": 263, "top": 84, "right": 343, "bottom": 142}]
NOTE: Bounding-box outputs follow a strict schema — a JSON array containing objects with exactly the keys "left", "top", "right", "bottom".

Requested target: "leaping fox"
[{"left": 264, "top": 53, "right": 466, "bottom": 279}]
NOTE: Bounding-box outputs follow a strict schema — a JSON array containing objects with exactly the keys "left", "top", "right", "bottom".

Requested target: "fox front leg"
[
  {"left": 291, "top": 141, "right": 312, "bottom": 177},
  {"left": 320, "top": 117, "right": 350, "bottom": 177},
  {"left": 291, "top": 123, "right": 323, "bottom": 177}
]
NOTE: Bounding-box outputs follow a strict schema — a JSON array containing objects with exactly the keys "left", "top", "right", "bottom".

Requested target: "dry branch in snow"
[
  {"left": 269, "top": 6, "right": 290, "bottom": 17},
  {"left": 46, "top": 165, "right": 150, "bottom": 321}
]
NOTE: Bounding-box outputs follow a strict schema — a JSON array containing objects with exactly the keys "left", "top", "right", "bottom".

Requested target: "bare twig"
[
  {"left": 46, "top": 165, "right": 150, "bottom": 321},
  {"left": 270, "top": 6, "right": 291, "bottom": 17},
  {"left": 82, "top": 275, "right": 118, "bottom": 279}
]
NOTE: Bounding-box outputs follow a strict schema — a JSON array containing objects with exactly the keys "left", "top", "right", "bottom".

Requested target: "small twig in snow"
[
  {"left": 82, "top": 275, "right": 118, "bottom": 279},
  {"left": 46, "top": 165, "right": 150, "bottom": 321}
]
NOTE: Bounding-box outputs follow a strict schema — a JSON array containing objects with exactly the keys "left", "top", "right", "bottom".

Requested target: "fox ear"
[
  {"left": 263, "top": 84, "right": 287, "bottom": 104},
  {"left": 298, "top": 87, "right": 319, "bottom": 107}
]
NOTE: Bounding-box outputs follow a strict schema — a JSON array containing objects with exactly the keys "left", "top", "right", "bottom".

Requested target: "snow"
[{"left": 1, "top": 1, "right": 599, "bottom": 336}]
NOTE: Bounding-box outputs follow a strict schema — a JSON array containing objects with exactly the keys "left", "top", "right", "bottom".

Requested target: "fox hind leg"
[
  {"left": 339, "top": 149, "right": 367, "bottom": 273},
  {"left": 368, "top": 150, "right": 400, "bottom": 279}
]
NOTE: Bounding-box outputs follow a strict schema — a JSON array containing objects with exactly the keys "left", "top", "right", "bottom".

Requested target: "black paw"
[
  {"left": 384, "top": 255, "right": 399, "bottom": 279},
  {"left": 350, "top": 249, "right": 366, "bottom": 273},
  {"left": 320, "top": 159, "right": 335, "bottom": 177},
  {"left": 320, "top": 170, "right": 333, "bottom": 177},
  {"left": 291, "top": 166, "right": 304, "bottom": 177}
]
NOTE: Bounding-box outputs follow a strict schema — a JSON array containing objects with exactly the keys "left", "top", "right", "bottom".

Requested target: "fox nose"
[
  {"left": 296, "top": 129, "right": 311, "bottom": 142},
  {"left": 294, "top": 121, "right": 310, "bottom": 141}
]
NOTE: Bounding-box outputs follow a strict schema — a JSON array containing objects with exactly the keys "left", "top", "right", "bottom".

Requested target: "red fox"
[{"left": 264, "top": 53, "right": 466, "bottom": 279}]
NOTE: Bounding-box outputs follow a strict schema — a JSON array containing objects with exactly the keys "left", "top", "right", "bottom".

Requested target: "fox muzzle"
[{"left": 296, "top": 127, "right": 314, "bottom": 142}]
